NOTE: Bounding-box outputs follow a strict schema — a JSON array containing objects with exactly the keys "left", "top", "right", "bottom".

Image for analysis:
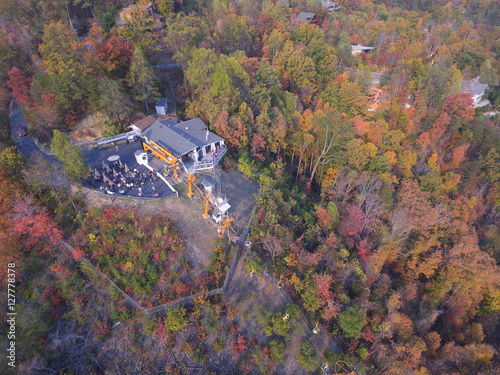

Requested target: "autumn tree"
[
  {"left": 117, "top": 5, "right": 158, "bottom": 48},
  {"left": 11, "top": 196, "right": 62, "bottom": 253},
  {"left": 128, "top": 45, "right": 160, "bottom": 112},
  {"left": 309, "top": 105, "right": 354, "bottom": 183},
  {"left": 6, "top": 66, "right": 33, "bottom": 107},
  {"left": 95, "top": 79, "right": 132, "bottom": 128}
]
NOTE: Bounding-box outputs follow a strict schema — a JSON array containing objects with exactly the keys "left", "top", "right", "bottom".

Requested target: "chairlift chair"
[
  {"left": 282, "top": 311, "right": 289, "bottom": 322},
  {"left": 250, "top": 268, "right": 257, "bottom": 280},
  {"left": 277, "top": 275, "right": 284, "bottom": 288},
  {"left": 312, "top": 322, "right": 320, "bottom": 334}
]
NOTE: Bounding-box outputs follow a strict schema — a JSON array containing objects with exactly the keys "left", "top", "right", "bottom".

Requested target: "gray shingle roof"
[
  {"left": 171, "top": 118, "right": 224, "bottom": 147},
  {"left": 155, "top": 98, "right": 167, "bottom": 107},
  {"left": 297, "top": 12, "right": 316, "bottom": 23},
  {"left": 461, "top": 77, "right": 488, "bottom": 96},
  {"left": 321, "top": 0, "right": 341, "bottom": 11},
  {"left": 142, "top": 118, "right": 224, "bottom": 158}
]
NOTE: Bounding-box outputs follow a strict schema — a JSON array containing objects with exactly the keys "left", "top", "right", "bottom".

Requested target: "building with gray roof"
[
  {"left": 351, "top": 45, "right": 375, "bottom": 55},
  {"left": 461, "top": 76, "right": 489, "bottom": 107},
  {"left": 140, "top": 117, "right": 226, "bottom": 174},
  {"left": 297, "top": 12, "right": 316, "bottom": 24},
  {"left": 321, "top": 0, "right": 341, "bottom": 11}
]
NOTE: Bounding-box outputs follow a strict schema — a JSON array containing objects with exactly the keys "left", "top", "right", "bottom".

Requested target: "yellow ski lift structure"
[
  {"left": 203, "top": 193, "right": 213, "bottom": 218},
  {"left": 186, "top": 174, "right": 196, "bottom": 199},
  {"left": 218, "top": 216, "right": 235, "bottom": 242},
  {"left": 142, "top": 140, "right": 181, "bottom": 179}
]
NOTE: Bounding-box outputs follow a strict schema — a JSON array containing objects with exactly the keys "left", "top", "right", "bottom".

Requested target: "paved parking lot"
[{"left": 80, "top": 140, "right": 177, "bottom": 199}]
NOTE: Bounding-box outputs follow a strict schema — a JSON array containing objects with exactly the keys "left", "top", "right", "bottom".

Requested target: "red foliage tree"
[
  {"left": 232, "top": 334, "right": 248, "bottom": 355},
  {"left": 6, "top": 67, "right": 33, "bottom": 107},
  {"left": 313, "top": 273, "right": 333, "bottom": 305},
  {"left": 338, "top": 205, "right": 364, "bottom": 237},
  {"left": 11, "top": 196, "right": 62, "bottom": 252},
  {"left": 317, "top": 206, "right": 331, "bottom": 230},
  {"left": 442, "top": 93, "right": 475, "bottom": 121}
]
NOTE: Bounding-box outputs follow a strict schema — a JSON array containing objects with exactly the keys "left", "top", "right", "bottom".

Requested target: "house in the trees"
[
  {"left": 461, "top": 76, "right": 489, "bottom": 108},
  {"left": 137, "top": 116, "right": 226, "bottom": 174},
  {"left": 115, "top": 3, "right": 165, "bottom": 30},
  {"left": 351, "top": 45, "right": 375, "bottom": 55},
  {"left": 297, "top": 12, "right": 317, "bottom": 24},
  {"left": 321, "top": 0, "right": 341, "bottom": 11}
]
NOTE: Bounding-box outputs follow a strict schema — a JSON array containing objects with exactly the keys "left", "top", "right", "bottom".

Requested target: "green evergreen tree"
[
  {"left": 338, "top": 305, "right": 367, "bottom": 339},
  {"left": 50, "top": 130, "right": 89, "bottom": 182}
]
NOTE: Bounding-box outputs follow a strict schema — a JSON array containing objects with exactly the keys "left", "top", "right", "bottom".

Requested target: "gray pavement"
[
  {"left": 80, "top": 141, "right": 177, "bottom": 199},
  {"left": 9, "top": 99, "right": 175, "bottom": 200},
  {"left": 9, "top": 100, "right": 55, "bottom": 161}
]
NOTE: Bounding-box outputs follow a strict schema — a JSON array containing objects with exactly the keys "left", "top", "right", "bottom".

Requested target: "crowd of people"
[{"left": 96, "top": 166, "right": 160, "bottom": 198}]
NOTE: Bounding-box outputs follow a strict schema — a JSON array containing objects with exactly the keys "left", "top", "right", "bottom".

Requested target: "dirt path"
[{"left": 224, "top": 249, "right": 342, "bottom": 374}]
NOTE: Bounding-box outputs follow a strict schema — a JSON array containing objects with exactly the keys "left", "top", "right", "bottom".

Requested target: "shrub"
[
  {"left": 357, "top": 346, "right": 369, "bottom": 360},
  {"left": 297, "top": 340, "right": 320, "bottom": 371},
  {"left": 165, "top": 306, "right": 187, "bottom": 332},
  {"left": 268, "top": 339, "right": 286, "bottom": 362}
]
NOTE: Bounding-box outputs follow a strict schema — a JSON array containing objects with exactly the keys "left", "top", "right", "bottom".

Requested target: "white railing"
[
  {"left": 96, "top": 130, "right": 140, "bottom": 147},
  {"left": 189, "top": 146, "right": 227, "bottom": 174}
]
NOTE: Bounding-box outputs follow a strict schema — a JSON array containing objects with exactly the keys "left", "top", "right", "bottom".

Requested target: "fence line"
[
  {"left": 59, "top": 213, "right": 251, "bottom": 317},
  {"left": 58, "top": 239, "right": 148, "bottom": 315}
]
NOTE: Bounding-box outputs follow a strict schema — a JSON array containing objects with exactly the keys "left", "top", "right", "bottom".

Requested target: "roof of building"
[
  {"left": 143, "top": 121, "right": 198, "bottom": 157},
  {"left": 351, "top": 45, "right": 375, "bottom": 52},
  {"left": 171, "top": 118, "right": 224, "bottom": 147},
  {"left": 461, "top": 76, "right": 488, "bottom": 96},
  {"left": 321, "top": 0, "right": 341, "bottom": 11},
  {"left": 132, "top": 114, "right": 178, "bottom": 131},
  {"left": 200, "top": 177, "right": 216, "bottom": 189},
  {"left": 115, "top": 3, "right": 164, "bottom": 27},
  {"left": 297, "top": 12, "right": 316, "bottom": 23},
  {"left": 132, "top": 115, "right": 157, "bottom": 131},
  {"left": 277, "top": 0, "right": 290, "bottom": 6},
  {"left": 142, "top": 118, "right": 224, "bottom": 158},
  {"left": 155, "top": 98, "right": 168, "bottom": 107}
]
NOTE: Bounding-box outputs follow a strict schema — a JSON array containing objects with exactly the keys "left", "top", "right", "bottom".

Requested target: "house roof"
[
  {"left": 351, "top": 45, "right": 375, "bottom": 52},
  {"left": 132, "top": 114, "right": 178, "bottom": 131},
  {"left": 321, "top": 0, "right": 341, "bottom": 11},
  {"left": 277, "top": 0, "right": 290, "bottom": 6},
  {"left": 143, "top": 121, "right": 198, "bottom": 157},
  {"left": 171, "top": 118, "right": 224, "bottom": 147},
  {"left": 132, "top": 115, "right": 157, "bottom": 131},
  {"left": 200, "top": 177, "right": 216, "bottom": 189},
  {"left": 115, "top": 3, "right": 164, "bottom": 27},
  {"left": 297, "top": 12, "right": 316, "bottom": 23},
  {"left": 155, "top": 98, "right": 167, "bottom": 107},
  {"left": 461, "top": 76, "right": 488, "bottom": 96},
  {"left": 142, "top": 118, "right": 224, "bottom": 158}
]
